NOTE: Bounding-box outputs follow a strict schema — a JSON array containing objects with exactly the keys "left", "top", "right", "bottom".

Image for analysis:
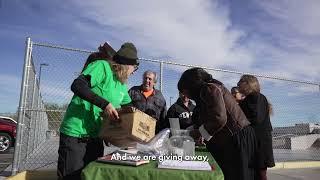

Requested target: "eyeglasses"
[{"left": 133, "top": 65, "right": 139, "bottom": 72}]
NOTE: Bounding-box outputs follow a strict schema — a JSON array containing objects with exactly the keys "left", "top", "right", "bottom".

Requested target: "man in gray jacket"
[{"left": 129, "top": 70, "right": 167, "bottom": 133}]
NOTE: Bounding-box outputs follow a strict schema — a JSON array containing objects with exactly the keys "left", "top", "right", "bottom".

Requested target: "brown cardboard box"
[
  {"left": 100, "top": 107, "right": 156, "bottom": 148},
  {"left": 119, "top": 107, "right": 156, "bottom": 142}
]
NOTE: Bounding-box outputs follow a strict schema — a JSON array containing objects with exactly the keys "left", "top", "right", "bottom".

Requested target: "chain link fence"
[{"left": 11, "top": 37, "right": 320, "bottom": 174}]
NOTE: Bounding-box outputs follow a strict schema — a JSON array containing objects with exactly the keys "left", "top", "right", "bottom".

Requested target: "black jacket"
[
  {"left": 128, "top": 86, "right": 167, "bottom": 133},
  {"left": 167, "top": 98, "right": 196, "bottom": 129},
  {"left": 239, "top": 92, "right": 275, "bottom": 168},
  {"left": 239, "top": 92, "right": 273, "bottom": 131}
]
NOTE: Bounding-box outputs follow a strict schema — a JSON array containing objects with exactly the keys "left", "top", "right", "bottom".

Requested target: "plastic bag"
[{"left": 137, "top": 128, "right": 171, "bottom": 156}]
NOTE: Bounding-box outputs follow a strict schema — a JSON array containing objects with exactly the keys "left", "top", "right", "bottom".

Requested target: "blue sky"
[{"left": 0, "top": 0, "right": 319, "bottom": 126}]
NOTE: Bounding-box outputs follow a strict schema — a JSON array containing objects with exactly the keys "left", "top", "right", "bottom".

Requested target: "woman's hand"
[
  {"left": 190, "top": 129, "right": 201, "bottom": 140},
  {"left": 195, "top": 137, "right": 205, "bottom": 146},
  {"left": 190, "top": 129, "right": 205, "bottom": 146},
  {"left": 104, "top": 103, "right": 119, "bottom": 121}
]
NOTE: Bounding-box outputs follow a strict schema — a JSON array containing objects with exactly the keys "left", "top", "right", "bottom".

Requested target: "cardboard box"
[
  {"left": 100, "top": 107, "right": 156, "bottom": 147},
  {"left": 119, "top": 107, "right": 156, "bottom": 142}
]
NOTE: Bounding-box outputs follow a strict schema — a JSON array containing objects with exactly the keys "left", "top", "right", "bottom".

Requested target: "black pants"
[
  {"left": 206, "top": 126, "right": 257, "bottom": 180},
  {"left": 57, "top": 133, "right": 104, "bottom": 180}
]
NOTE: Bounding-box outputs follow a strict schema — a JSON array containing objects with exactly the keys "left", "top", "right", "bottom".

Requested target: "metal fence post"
[
  {"left": 30, "top": 80, "right": 39, "bottom": 152},
  {"left": 12, "top": 37, "right": 32, "bottom": 175},
  {"left": 35, "top": 95, "right": 40, "bottom": 148},
  {"left": 159, "top": 61, "right": 163, "bottom": 92},
  {"left": 26, "top": 73, "right": 37, "bottom": 158},
  {"left": 40, "top": 102, "right": 44, "bottom": 143}
]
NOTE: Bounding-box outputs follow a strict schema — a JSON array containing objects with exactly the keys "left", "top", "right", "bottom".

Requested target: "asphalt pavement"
[{"left": 0, "top": 147, "right": 14, "bottom": 179}]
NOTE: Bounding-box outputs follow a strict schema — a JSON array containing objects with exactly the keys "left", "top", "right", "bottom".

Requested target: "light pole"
[
  {"left": 39, "top": 63, "right": 49, "bottom": 89},
  {"left": 169, "top": 96, "right": 173, "bottom": 106}
]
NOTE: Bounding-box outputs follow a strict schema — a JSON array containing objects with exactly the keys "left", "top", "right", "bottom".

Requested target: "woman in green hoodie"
[{"left": 57, "top": 42, "right": 139, "bottom": 180}]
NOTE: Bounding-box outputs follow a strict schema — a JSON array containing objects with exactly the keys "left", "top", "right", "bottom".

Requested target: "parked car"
[{"left": 0, "top": 116, "right": 17, "bottom": 152}]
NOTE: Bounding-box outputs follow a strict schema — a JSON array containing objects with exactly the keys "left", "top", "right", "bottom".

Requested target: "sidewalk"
[
  {"left": 1, "top": 137, "right": 320, "bottom": 179},
  {"left": 268, "top": 167, "right": 320, "bottom": 180}
]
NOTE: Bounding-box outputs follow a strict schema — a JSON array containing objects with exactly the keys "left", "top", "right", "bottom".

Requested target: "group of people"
[{"left": 57, "top": 42, "right": 275, "bottom": 180}]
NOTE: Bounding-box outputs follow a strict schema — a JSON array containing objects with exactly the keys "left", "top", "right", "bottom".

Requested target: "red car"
[{"left": 0, "top": 116, "right": 17, "bottom": 152}]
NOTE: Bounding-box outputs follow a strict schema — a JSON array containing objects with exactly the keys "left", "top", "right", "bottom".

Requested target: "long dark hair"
[{"left": 178, "top": 68, "right": 221, "bottom": 101}]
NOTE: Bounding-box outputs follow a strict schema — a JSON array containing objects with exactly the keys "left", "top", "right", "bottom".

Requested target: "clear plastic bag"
[{"left": 137, "top": 128, "right": 171, "bottom": 156}]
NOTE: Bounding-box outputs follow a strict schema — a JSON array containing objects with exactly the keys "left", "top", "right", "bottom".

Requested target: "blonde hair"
[
  {"left": 239, "top": 75, "right": 274, "bottom": 116},
  {"left": 238, "top": 74, "right": 260, "bottom": 96},
  {"left": 268, "top": 101, "right": 274, "bottom": 116},
  {"left": 108, "top": 60, "right": 130, "bottom": 84}
]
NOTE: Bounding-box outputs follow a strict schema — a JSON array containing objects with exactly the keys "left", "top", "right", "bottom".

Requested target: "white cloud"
[
  {"left": 69, "top": 0, "right": 320, "bottom": 86},
  {"left": 250, "top": 0, "right": 320, "bottom": 82},
  {"left": 71, "top": 0, "right": 254, "bottom": 70},
  {"left": 256, "top": 0, "right": 320, "bottom": 36},
  {"left": 2, "top": 0, "right": 319, "bottom": 115}
]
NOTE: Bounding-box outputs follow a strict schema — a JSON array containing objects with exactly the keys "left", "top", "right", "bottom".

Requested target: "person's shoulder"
[
  {"left": 129, "top": 85, "right": 141, "bottom": 91},
  {"left": 200, "top": 83, "right": 222, "bottom": 97},
  {"left": 206, "top": 82, "right": 224, "bottom": 90},
  {"left": 189, "top": 101, "right": 196, "bottom": 108},
  {"left": 258, "top": 93, "right": 269, "bottom": 104},
  {"left": 167, "top": 103, "right": 177, "bottom": 112},
  {"left": 154, "top": 89, "right": 165, "bottom": 98},
  {"left": 90, "top": 59, "right": 109, "bottom": 64},
  {"left": 87, "top": 59, "right": 111, "bottom": 69},
  {"left": 98, "top": 60, "right": 111, "bottom": 67},
  {"left": 244, "top": 92, "right": 260, "bottom": 102},
  {"left": 154, "top": 88, "right": 161, "bottom": 93},
  {"left": 249, "top": 92, "right": 261, "bottom": 98},
  {"left": 259, "top": 93, "right": 267, "bottom": 99},
  {"left": 82, "top": 60, "right": 111, "bottom": 76},
  {"left": 128, "top": 86, "right": 142, "bottom": 95}
]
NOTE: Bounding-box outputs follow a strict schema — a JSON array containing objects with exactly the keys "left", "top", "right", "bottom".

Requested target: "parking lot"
[{"left": 0, "top": 147, "right": 14, "bottom": 176}]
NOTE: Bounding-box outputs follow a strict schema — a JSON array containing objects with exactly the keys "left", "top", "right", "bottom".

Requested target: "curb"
[{"left": 270, "top": 161, "right": 320, "bottom": 169}]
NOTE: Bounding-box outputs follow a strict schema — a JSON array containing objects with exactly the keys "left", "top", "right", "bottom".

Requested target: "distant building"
[
  {"left": 272, "top": 123, "right": 320, "bottom": 150},
  {"left": 273, "top": 123, "right": 320, "bottom": 137}
]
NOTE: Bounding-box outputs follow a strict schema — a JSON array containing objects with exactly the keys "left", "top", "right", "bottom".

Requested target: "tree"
[{"left": 44, "top": 103, "right": 68, "bottom": 131}]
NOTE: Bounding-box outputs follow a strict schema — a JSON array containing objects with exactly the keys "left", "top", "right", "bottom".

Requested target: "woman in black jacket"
[
  {"left": 178, "top": 68, "right": 257, "bottom": 180},
  {"left": 238, "top": 75, "right": 275, "bottom": 180}
]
